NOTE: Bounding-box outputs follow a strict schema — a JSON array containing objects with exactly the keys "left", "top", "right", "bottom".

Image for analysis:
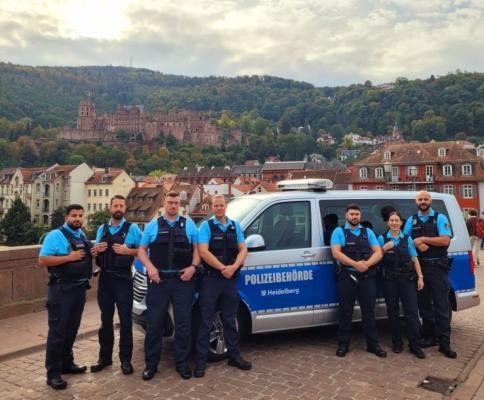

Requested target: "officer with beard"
[
  {"left": 330, "top": 203, "right": 385, "bottom": 358},
  {"left": 403, "top": 190, "right": 456, "bottom": 358},
  {"left": 90, "top": 195, "right": 142, "bottom": 375},
  {"left": 39, "top": 204, "right": 97, "bottom": 390}
]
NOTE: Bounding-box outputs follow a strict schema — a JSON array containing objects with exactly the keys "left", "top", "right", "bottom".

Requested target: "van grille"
[{"left": 133, "top": 270, "right": 147, "bottom": 303}]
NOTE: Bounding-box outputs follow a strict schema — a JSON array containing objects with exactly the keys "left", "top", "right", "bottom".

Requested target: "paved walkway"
[
  {"left": 0, "top": 268, "right": 483, "bottom": 398},
  {"left": 0, "top": 299, "right": 113, "bottom": 361}
]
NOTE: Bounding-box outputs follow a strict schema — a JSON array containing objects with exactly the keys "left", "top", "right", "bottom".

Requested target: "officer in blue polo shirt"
[
  {"left": 194, "top": 194, "right": 251, "bottom": 378},
  {"left": 90, "top": 195, "right": 142, "bottom": 376},
  {"left": 403, "top": 190, "right": 456, "bottom": 358},
  {"left": 137, "top": 191, "right": 200, "bottom": 381},
  {"left": 330, "top": 203, "right": 385, "bottom": 358},
  {"left": 39, "top": 204, "right": 97, "bottom": 390}
]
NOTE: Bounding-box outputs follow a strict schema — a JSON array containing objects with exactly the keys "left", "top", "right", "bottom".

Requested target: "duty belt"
[{"left": 159, "top": 270, "right": 181, "bottom": 279}]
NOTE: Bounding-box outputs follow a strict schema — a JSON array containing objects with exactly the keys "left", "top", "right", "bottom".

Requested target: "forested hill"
[{"left": 1, "top": 62, "right": 484, "bottom": 141}]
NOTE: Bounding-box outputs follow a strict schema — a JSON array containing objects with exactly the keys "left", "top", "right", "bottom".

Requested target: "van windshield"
[{"left": 226, "top": 197, "right": 262, "bottom": 223}]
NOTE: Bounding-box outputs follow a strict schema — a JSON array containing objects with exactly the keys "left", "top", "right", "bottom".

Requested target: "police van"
[{"left": 132, "top": 179, "right": 480, "bottom": 360}]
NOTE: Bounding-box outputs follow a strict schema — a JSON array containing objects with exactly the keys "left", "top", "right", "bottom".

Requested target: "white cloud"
[{"left": 0, "top": 0, "right": 483, "bottom": 85}]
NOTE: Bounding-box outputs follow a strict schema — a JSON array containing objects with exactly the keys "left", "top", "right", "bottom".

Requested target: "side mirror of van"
[{"left": 246, "top": 234, "right": 266, "bottom": 252}]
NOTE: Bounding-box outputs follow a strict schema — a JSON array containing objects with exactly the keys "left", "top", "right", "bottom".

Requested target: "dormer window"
[
  {"left": 359, "top": 167, "right": 368, "bottom": 179},
  {"left": 384, "top": 151, "right": 391, "bottom": 160},
  {"left": 462, "top": 164, "right": 472, "bottom": 176},
  {"left": 375, "top": 167, "right": 383, "bottom": 179},
  {"left": 180, "top": 191, "right": 187, "bottom": 201},
  {"left": 438, "top": 147, "right": 447, "bottom": 157}
]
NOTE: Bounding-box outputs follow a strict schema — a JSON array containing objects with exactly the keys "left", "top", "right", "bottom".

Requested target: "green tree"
[
  {"left": 50, "top": 207, "right": 65, "bottom": 229},
  {"left": 0, "top": 198, "right": 37, "bottom": 245},
  {"left": 86, "top": 209, "right": 111, "bottom": 239}
]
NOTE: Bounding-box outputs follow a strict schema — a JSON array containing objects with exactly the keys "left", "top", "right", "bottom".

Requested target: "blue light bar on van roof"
[{"left": 277, "top": 178, "right": 334, "bottom": 191}]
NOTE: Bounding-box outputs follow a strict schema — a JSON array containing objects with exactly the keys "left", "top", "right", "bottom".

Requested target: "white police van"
[{"left": 132, "top": 179, "right": 480, "bottom": 359}]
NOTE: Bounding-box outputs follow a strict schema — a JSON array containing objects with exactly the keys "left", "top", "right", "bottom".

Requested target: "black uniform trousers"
[
  {"left": 337, "top": 269, "right": 379, "bottom": 348},
  {"left": 383, "top": 277, "right": 420, "bottom": 346},
  {"left": 45, "top": 281, "right": 87, "bottom": 379},
  {"left": 417, "top": 263, "right": 451, "bottom": 345},
  {"left": 97, "top": 271, "right": 133, "bottom": 363},
  {"left": 144, "top": 277, "right": 195, "bottom": 370},
  {"left": 196, "top": 274, "right": 240, "bottom": 366}
]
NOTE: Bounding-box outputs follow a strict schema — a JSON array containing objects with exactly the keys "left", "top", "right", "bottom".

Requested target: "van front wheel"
[{"left": 207, "top": 311, "right": 245, "bottom": 362}]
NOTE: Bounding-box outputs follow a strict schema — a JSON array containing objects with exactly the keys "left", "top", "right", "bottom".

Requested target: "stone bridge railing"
[{"left": 0, "top": 246, "right": 98, "bottom": 320}]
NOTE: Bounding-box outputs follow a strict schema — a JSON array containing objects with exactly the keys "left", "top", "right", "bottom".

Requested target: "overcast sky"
[{"left": 1, "top": 0, "right": 483, "bottom": 87}]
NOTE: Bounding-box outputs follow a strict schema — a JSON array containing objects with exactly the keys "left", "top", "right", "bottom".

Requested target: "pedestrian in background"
[{"left": 466, "top": 208, "right": 481, "bottom": 267}]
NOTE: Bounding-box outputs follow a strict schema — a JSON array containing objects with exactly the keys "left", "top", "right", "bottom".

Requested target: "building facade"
[{"left": 351, "top": 140, "right": 484, "bottom": 213}]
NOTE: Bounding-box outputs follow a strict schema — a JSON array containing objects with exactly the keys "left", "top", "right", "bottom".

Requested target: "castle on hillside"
[{"left": 58, "top": 100, "right": 242, "bottom": 146}]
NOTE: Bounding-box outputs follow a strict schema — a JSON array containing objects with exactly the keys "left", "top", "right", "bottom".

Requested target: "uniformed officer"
[
  {"left": 39, "top": 204, "right": 97, "bottom": 390},
  {"left": 403, "top": 190, "right": 456, "bottom": 358},
  {"left": 330, "top": 203, "right": 385, "bottom": 358},
  {"left": 90, "top": 195, "right": 142, "bottom": 375},
  {"left": 378, "top": 211, "right": 425, "bottom": 359},
  {"left": 137, "top": 191, "right": 200, "bottom": 380},
  {"left": 194, "top": 194, "right": 251, "bottom": 378}
]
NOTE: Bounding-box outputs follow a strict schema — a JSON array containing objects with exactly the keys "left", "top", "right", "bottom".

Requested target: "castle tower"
[{"left": 77, "top": 100, "right": 96, "bottom": 130}]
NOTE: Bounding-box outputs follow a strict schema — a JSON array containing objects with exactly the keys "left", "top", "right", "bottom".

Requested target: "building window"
[
  {"left": 375, "top": 185, "right": 384, "bottom": 190},
  {"left": 36, "top": 199, "right": 40, "bottom": 208},
  {"left": 99, "top": 203, "right": 102, "bottom": 210},
  {"left": 180, "top": 191, "right": 187, "bottom": 200},
  {"left": 462, "top": 164, "right": 472, "bottom": 176},
  {"left": 443, "top": 164, "right": 453, "bottom": 176},
  {"left": 359, "top": 168, "right": 368, "bottom": 179},
  {"left": 105, "top": 203, "right": 108, "bottom": 209},
  {"left": 438, "top": 147, "right": 447, "bottom": 157},
  {"left": 407, "top": 185, "right": 416, "bottom": 191},
  {"left": 64, "top": 191, "right": 67, "bottom": 201},
  {"left": 391, "top": 185, "right": 399, "bottom": 191},
  {"left": 443, "top": 185, "right": 455, "bottom": 195},
  {"left": 384, "top": 151, "right": 391, "bottom": 160},
  {"left": 426, "top": 184, "right": 435, "bottom": 192},
  {"left": 105, "top": 189, "right": 109, "bottom": 197},
  {"left": 359, "top": 186, "right": 368, "bottom": 190},
  {"left": 93, "top": 204, "right": 97, "bottom": 211},
  {"left": 375, "top": 167, "right": 383, "bottom": 179},
  {"left": 462, "top": 185, "right": 474, "bottom": 198},
  {"left": 94, "top": 189, "right": 97, "bottom": 197},
  {"left": 87, "top": 203, "right": 91, "bottom": 211},
  {"left": 88, "top": 189, "right": 91, "bottom": 197},
  {"left": 407, "top": 166, "right": 417, "bottom": 177}
]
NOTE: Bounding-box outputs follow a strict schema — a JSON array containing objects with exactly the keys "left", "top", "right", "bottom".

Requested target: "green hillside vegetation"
[{"left": 0, "top": 63, "right": 483, "bottom": 173}]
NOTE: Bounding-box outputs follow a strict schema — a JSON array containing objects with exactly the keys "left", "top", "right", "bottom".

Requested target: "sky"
[{"left": 1, "top": 0, "right": 484, "bottom": 87}]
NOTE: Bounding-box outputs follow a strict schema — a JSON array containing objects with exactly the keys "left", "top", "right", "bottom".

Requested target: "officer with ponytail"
[{"left": 378, "top": 211, "right": 425, "bottom": 359}]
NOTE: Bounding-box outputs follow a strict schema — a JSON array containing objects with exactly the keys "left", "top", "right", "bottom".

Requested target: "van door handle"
[{"left": 301, "top": 252, "right": 316, "bottom": 258}]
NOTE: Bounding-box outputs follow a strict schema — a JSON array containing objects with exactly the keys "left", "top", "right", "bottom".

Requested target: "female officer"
[{"left": 378, "top": 211, "right": 426, "bottom": 359}]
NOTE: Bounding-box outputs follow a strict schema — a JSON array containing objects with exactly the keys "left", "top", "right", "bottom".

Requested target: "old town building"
[{"left": 351, "top": 140, "right": 484, "bottom": 213}]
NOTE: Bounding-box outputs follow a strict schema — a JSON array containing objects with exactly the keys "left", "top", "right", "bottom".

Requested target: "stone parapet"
[{"left": 0, "top": 245, "right": 98, "bottom": 320}]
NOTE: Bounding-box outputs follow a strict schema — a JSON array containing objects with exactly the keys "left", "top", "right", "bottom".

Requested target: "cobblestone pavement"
[{"left": 1, "top": 268, "right": 483, "bottom": 400}]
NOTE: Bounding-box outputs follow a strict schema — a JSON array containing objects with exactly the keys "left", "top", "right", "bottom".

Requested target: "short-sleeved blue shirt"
[
  {"left": 377, "top": 231, "right": 418, "bottom": 257},
  {"left": 198, "top": 216, "right": 245, "bottom": 244},
  {"left": 95, "top": 218, "right": 142, "bottom": 248},
  {"left": 403, "top": 208, "right": 452, "bottom": 237},
  {"left": 140, "top": 215, "right": 198, "bottom": 247},
  {"left": 330, "top": 223, "right": 380, "bottom": 247},
  {"left": 39, "top": 223, "right": 88, "bottom": 256}
]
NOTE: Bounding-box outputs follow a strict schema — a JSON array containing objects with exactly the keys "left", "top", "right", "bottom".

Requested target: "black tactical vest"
[
  {"left": 410, "top": 213, "right": 448, "bottom": 259},
  {"left": 341, "top": 227, "right": 371, "bottom": 264},
  {"left": 49, "top": 227, "right": 93, "bottom": 281},
  {"left": 95, "top": 222, "right": 133, "bottom": 275},
  {"left": 381, "top": 234, "right": 413, "bottom": 273},
  {"left": 205, "top": 219, "right": 239, "bottom": 271},
  {"left": 149, "top": 216, "right": 193, "bottom": 271}
]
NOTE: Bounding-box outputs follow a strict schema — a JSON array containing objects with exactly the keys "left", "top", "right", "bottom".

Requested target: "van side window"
[
  {"left": 245, "top": 201, "right": 311, "bottom": 250},
  {"left": 319, "top": 198, "right": 451, "bottom": 239}
]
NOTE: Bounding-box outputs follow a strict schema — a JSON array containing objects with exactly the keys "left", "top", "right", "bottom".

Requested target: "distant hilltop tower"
[{"left": 77, "top": 99, "right": 96, "bottom": 130}]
